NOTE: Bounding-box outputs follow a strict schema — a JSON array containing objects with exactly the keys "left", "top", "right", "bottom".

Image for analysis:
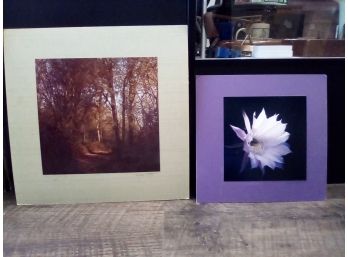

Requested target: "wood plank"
[{"left": 4, "top": 185, "right": 344, "bottom": 257}]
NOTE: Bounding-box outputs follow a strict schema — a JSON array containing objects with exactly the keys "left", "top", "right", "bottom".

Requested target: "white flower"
[{"left": 230, "top": 108, "right": 291, "bottom": 172}]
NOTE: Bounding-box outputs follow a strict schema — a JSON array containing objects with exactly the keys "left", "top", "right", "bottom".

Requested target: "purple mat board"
[{"left": 196, "top": 75, "right": 327, "bottom": 203}]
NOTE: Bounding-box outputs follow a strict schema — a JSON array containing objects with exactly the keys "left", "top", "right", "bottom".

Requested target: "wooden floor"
[{"left": 4, "top": 185, "right": 344, "bottom": 257}]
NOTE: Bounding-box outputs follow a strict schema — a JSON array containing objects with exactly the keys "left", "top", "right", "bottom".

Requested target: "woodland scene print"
[{"left": 35, "top": 57, "right": 160, "bottom": 174}]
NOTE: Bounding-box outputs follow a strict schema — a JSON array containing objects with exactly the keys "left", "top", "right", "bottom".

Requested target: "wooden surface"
[{"left": 4, "top": 184, "right": 344, "bottom": 257}]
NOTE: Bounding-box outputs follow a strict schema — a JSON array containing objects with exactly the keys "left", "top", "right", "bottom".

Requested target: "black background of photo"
[
  {"left": 3, "top": 1, "right": 345, "bottom": 198},
  {"left": 224, "top": 97, "right": 306, "bottom": 181}
]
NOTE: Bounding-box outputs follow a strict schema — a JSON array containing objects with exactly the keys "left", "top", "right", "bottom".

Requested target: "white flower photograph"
[{"left": 224, "top": 97, "right": 306, "bottom": 181}]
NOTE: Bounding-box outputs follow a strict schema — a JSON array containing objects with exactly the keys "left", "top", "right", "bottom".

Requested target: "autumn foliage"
[{"left": 35, "top": 57, "right": 160, "bottom": 174}]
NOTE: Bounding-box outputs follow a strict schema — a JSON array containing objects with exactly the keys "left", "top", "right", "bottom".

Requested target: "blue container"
[
  {"left": 214, "top": 47, "right": 241, "bottom": 58},
  {"left": 216, "top": 21, "right": 236, "bottom": 40}
]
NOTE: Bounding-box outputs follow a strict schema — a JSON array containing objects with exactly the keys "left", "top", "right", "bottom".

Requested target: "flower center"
[{"left": 249, "top": 138, "right": 264, "bottom": 154}]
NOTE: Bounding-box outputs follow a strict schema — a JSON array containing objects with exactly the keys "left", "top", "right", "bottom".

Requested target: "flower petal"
[
  {"left": 239, "top": 152, "right": 249, "bottom": 172},
  {"left": 230, "top": 125, "right": 247, "bottom": 141},
  {"left": 262, "top": 132, "right": 290, "bottom": 147},
  {"left": 252, "top": 109, "right": 267, "bottom": 132},
  {"left": 257, "top": 121, "right": 287, "bottom": 141},
  {"left": 275, "top": 162, "right": 284, "bottom": 169},
  {"left": 253, "top": 113, "right": 279, "bottom": 138},
  {"left": 254, "top": 153, "right": 276, "bottom": 170},
  {"left": 261, "top": 150, "right": 284, "bottom": 164},
  {"left": 243, "top": 111, "right": 252, "bottom": 134},
  {"left": 248, "top": 153, "right": 259, "bottom": 169},
  {"left": 271, "top": 143, "right": 292, "bottom": 156}
]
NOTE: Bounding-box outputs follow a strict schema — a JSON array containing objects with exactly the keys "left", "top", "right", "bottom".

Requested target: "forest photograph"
[{"left": 35, "top": 57, "right": 160, "bottom": 174}]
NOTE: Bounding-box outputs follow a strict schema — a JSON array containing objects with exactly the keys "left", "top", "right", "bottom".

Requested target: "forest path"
[
  {"left": 72, "top": 144, "right": 157, "bottom": 173},
  {"left": 76, "top": 150, "right": 115, "bottom": 173}
]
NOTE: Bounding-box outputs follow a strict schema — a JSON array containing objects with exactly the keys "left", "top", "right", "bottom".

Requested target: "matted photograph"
[
  {"left": 224, "top": 96, "right": 306, "bottom": 181},
  {"left": 36, "top": 57, "right": 160, "bottom": 174},
  {"left": 196, "top": 75, "right": 327, "bottom": 203},
  {"left": 4, "top": 26, "right": 189, "bottom": 204}
]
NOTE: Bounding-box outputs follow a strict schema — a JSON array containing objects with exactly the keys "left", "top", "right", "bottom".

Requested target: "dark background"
[
  {"left": 3, "top": 0, "right": 188, "bottom": 28},
  {"left": 224, "top": 97, "right": 307, "bottom": 181},
  {"left": 4, "top": 1, "right": 345, "bottom": 198}
]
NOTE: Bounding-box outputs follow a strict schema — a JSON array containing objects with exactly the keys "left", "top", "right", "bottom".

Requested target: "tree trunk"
[
  {"left": 128, "top": 83, "right": 136, "bottom": 145},
  {"left": 128, "top": 115, "right": 134, "bottom": 145},
  {"left": 97, "top": 124, "right": 101, "bottom": 142},
  {"left": 110, "top": 88, "right": 120, "bottom": 147},
  {"left": 121, "top": 79, "right": 126, "bottom": 146},
  {"left": 97, "top": 97, "right": 103, "bottom": 143},
  {"left": 109, "top": 60, "right": 120, "bottom": 150},
  {"left": 83, "top": 126, "right": 86, "bottom": 143}
]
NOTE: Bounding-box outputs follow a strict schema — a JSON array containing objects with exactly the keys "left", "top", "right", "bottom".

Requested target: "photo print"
[
  {"left": 224, "top": 96, "right": 306, "bottom": 181},
  {"left": 36, "top": 57, "right": 160, "bottom": 174}
]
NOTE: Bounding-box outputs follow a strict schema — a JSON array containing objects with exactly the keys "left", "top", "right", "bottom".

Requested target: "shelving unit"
[
  {"left": 199, "top": 0, "right": 344, "bottom": 59},
  {"left": 200, "top": 0, "right": 288, "bottom": 58}
]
